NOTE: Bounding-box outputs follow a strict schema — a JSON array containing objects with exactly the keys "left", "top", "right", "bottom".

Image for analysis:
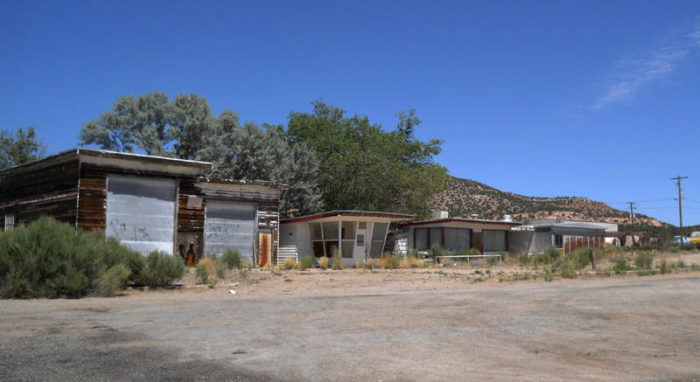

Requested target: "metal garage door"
[
  {"left": 106, "top": 175, "right": 177, "bottom": 254},
  {"left": 204, "top": 201, "right": 256, "bottom": 260},
  {"left": 483, "top": 230, "right": 507, "bottom": 252}
]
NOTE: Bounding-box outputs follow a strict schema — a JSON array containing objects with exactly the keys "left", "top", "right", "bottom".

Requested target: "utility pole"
[
  {"left": 671, "top": 176, "right": 688, "bottom": 248},
  {"left": 628, "top": 202, "right": 636, "bottom": 227}
]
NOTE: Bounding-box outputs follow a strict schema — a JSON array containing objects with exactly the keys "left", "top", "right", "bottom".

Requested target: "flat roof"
[
  {"left": 281, "top": 210, "right": 416, "bottom": 224},
  {"left": 0, "top": 148, "right": 212, "bottom": 174},
  {"left": 401, "top": 218, "right": 521, "bottom": 227}
]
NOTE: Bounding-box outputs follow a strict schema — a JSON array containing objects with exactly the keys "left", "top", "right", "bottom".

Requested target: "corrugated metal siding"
[
  {"left": 106, "top": 175, "right": 177, "bottom": 254},
  {"left": 204, "top": 201, "right": 256, "bottom": 260}
]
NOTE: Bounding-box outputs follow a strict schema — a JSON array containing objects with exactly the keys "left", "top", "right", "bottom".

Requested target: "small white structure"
[{"left": 279, "top": 210, "right": 415, "bottom": 267}]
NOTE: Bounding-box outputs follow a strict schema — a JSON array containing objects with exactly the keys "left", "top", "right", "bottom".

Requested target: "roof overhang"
[
  {"left": 281, "top": 210, "right": 416, "bottom": 224},
  {"left": 401, "top": 218, "right": 521, "bottom": 229}
]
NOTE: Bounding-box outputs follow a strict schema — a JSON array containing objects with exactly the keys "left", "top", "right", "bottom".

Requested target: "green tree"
[
  {"left": 0, "top": 127, "right": 42, "bottom": 169},
  {"left": 81, "top": 91, "right": 323, "bottom": 216},
  {"left": 286, "top": 101, "right": 448, "bottom": 216}
]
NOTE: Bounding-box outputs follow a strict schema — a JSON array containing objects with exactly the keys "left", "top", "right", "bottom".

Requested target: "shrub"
[
  {"left": 222, "top": 250, "right": 242, "bottom": 270},
  {"left": 318, "top": 256, "right": 330, "bottom": 270},
  {"left": 0, "top": 216, "right": 145, "bottom": 298},
  {"left": 456, "top": 247, "right": 480, "bottom": 256},
  {"left": 379, "top": 253, "right": 401, "bottom": 269},
  {"left": 634, "top": 252, "right": 653, "bottom": 270},
  {"left": 196, "top": 263, "right": 209, "bottom": 284},
  {"left": 519, "top": 254, "right": 531, "bottom": 266},
  {"left": 363, "top": 259, "right": 374, "bottom": 270},
  {"left": 544, "top": 246, "right": 560, "bottom": 260},
  {"left": 299, "top": 256, "right": 313, "bottom": 270},
  {"left": 429, "top": 243, "right": 444, "bottom": 258},
  {"left": 487, "top": 253, "right": 503, "bottom": 265},
  {"left": 543, "top": 267, "right": 553, "bottom": 282},
  {"left": 560, "top": 258, "right": 579, "bottom": 279},
  {"left": 613, "top": 257, "right": 629, "bottom": 274},
  {"left": 281, "top": 257, "right": 296, "bottom": 270},
  {"left": 659, "top": 259, "right": 668, "bottom": 274},
  {"left": 567, "top": 248, "right": 591, "bottom": 269},
  {"left": 98, "top": 264, "right": 132, "bottom": 297},
  {"left": 216, "top": 262, "right": 227, "bottom": 279},
  {"left": 135, "top": 251, "right": 185, "bottom": 287},
  {"left": 331, "top": 248, "right": 343, "bottom": 270},
  {"left": 400, "top": 255, "right": 425, "bottom": 268},
  {"left": 532, "top": 253, "right": 552, "bottom": 266}
]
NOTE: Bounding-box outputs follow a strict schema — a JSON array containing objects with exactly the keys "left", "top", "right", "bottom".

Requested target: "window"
[
  {"left": 415, "top": 228, "right": 428, "bottom": 250},
  {"left": 554, "top": 234, "right": 563, "bottom": 248},
  {"left": 4, "top": 213, "right": 14, "bottom": 231},
  {"left": 444, "top": 228, "right": 470, "bottom": 250},
  {"left": 370, "top": 222, "right": 389, "bottom": 258}
]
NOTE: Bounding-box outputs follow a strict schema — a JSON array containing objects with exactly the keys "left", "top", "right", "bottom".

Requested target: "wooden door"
[{"left": 258, "top": 232, "right": 271, "bottom": 267}]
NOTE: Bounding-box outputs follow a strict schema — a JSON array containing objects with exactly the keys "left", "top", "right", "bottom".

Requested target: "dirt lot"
[{"left": 1, "top": 255, "right": 700, "bottom": 381}]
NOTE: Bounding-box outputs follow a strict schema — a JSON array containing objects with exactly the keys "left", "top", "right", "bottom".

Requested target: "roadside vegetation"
[{"left": 0, "top": 217, "right": 185, "bottom": 299}]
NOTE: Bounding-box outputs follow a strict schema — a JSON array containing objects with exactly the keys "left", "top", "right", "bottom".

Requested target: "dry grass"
[
  {"left": 281, "top": 257, "right": 296, "bottom": 270},
  {"left": 400, "top": 256, "right": 426, "bottom": 268},
  {"left": 319, "top": 256, "right": 330, "bottom": 270}
]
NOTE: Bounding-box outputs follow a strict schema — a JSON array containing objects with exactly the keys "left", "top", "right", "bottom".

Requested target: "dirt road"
[{"left": 1, "top": 273, "right": 699, "bottom": 381}]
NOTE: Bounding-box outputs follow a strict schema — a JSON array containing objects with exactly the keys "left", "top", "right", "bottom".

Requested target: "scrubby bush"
[
  {"left": 98, "top": 264, "right": 131, "bottom": 297},
  {"left": 332, "top": 248, "right": 343, "bottom": 270},
  {"left": 634, "top": 252, "right": 653, "bottom": 270},
  {"left": 567, "top": 248, "right": 591, "bottom": 269},
  {"left": 299, "top": 256, "right": 313, "bottom": 270},
  {"left": 659, "top": 259, "right": 668, "bottom": 274},
  {"left": 456, "top": 247, "right": 480, "bottom": 256},
  {"left": 487, "top": 253, "right": 503, "bottom": 265},
  {"left": 613, "top": 257, "right": 629, "bottom": 274},
  {"left": 560, "top": 258, "right": 579, "bottom": 279},
  {"left": 519, "top": 254, "right": 531, "bottom": 266},
  {"left": 400, "top": 255, "right": 425, "bottom": 268},
  {"left": 544, "top": 246, "right": 560, "bottom": 260},
  {"left": 531, "top": 253, "right": 552, "bottom": 266},
  {"left": 281, "top": 257, "right": 296, "bottom": 270},
  {"left": 222, "top": 250, "right": 242, "bottom": 270},
  {"left": 135, "top": 251, "right": 185, "bottom": 287},
  {"left": 543, "top": 267, "right": 553, "bottom": 282},
  {"left": 379, "top": 253, "right": 401, "bottom": 269},
  {"left": 429, "top": 243, "right": 444, "bottom": 258},
  {"left": 318, "top": 256, "right": 330, "bottom": 270},
  {"left": 0, "top": 217, "right": 145, "bottom": 298}
]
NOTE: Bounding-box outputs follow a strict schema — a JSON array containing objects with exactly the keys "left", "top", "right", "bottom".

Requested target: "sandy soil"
[{"left": 1, "top": 254, "right": 699, "bottom": 381}]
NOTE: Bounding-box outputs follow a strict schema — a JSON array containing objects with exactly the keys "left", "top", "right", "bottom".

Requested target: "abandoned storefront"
[
  {"left": 279, "top": 211, "right": 415, "bottom": 267},
  {"left": 0, "top": 149, "right": 282, "bottom": 266},
  {"left": 400, "top": 218, "right": 521, "bottom": 254}
]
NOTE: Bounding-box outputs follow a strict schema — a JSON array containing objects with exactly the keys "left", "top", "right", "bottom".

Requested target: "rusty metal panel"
[
  {"left": 204, "top": 200, "right": 256, "bottom": 260},
  {"left": 106, "top": 175, "right": 177, "bottom": 255}
]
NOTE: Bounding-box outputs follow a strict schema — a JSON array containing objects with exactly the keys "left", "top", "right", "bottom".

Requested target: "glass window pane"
[
  {"left": 483, "top": 230, "right": 506, "bottom": 252},
  {"left": 415, "top": 228, "right": 428, "bottom": 250},
  {"left": 342, "top": 240, "right": 354, "bottom": 258},
  {"left": 430, "top": 228, "right": 442, "bottom": 247},
  {"left": 322, "top": 222, "right": 339, "bottom": 240},
  {"left": 444, "top": 228, "right": 470, "bottom": 250},
  {"left": 370, "top": 241, "right": 384, "bottom": 258},
  {"left": 324, "top": 241, "right": 339, "bottom": 257},
  {"left": 342, "top": 221, "right": 356, "bottom": 239},
  {"left": 372, "top": 223, "right": 388, "bottom": 240},
  {"left": 310, "top": 223, "right": 323, "bottom": 240}
]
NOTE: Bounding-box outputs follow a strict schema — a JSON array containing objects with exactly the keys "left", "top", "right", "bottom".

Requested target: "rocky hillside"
[{"left": 429, "top": 177, "right": 664, "bottom": 227}]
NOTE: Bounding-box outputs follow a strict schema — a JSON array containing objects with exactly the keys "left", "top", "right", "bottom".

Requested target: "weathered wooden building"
[{"left": 0, "top": 149, "right": 282, "bottom": 266}]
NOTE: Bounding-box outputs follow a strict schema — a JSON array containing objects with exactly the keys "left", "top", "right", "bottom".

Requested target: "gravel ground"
[{"left": 1, "top": 270, "right": 699, "bottom": 381}]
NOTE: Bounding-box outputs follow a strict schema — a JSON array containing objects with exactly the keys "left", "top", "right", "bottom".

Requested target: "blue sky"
[{"left": 2, "top": 1, "right": 699, "bottom": 225}]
